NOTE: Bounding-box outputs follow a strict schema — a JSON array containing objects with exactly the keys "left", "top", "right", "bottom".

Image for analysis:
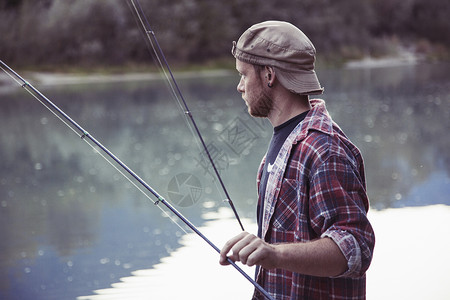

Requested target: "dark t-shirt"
[{"left": 257, "top": 111, "right": 309, "bottom": 238}]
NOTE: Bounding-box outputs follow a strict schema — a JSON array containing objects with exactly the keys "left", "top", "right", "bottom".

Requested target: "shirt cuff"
[{"left": 321, "top": 229, "right": 362, "bottom": 278}]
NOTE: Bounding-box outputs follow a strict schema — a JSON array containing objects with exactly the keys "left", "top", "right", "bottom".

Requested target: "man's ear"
[{"left": 265, "top": 66, "right": 276, "bottom": 85}]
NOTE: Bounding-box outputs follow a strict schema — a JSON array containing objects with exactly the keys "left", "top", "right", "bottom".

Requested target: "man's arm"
[{"left": 219, "top": 231, "right": 347, "bottom": 277}]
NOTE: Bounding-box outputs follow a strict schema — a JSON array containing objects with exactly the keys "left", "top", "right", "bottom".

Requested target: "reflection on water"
[
  {"left": 77, "top": 205, "right": 450, "bottom": 300},
  {"left": 0, "top": 62, "right": 449, "bottom": 299},
  {"left": 319, "top": 63, "right": 450, "bottom": 209},
  {"left": 77, "top": 208, "right": 257, "bottom": 300}
]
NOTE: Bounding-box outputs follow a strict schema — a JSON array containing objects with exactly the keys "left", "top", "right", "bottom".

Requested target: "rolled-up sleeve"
[
  {"left": 309, "top": 155, "right": 375, "bottom": 278},
  {"left": 322, "top": 229, "right": 363, "bottom": 277}
]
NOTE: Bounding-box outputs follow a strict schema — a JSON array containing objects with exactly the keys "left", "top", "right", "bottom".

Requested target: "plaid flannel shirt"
[{"left": 253, "top": 99, "right": 375, "bottom": 300}]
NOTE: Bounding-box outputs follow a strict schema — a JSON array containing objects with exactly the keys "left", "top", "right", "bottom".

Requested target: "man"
[{"left": 219, "top": 21, "right": 375, "bottom": 300}]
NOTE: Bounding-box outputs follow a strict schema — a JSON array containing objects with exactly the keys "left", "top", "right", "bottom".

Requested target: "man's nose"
[{"left": 237, "top": 78, "right": 244, "bottom": 93}]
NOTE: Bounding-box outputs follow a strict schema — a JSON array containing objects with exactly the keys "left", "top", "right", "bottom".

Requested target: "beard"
[{"left": 246, "top": 90, "right": 274, "bottom": 118}]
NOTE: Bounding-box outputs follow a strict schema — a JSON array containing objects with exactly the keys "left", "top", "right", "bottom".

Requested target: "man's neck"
[{"left": 268, "top": 93, "right": 311, "bottom": 127}]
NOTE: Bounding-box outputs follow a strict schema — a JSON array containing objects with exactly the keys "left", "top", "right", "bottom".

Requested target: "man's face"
[{"left": 236, "top": 59, "right": 273, "bottom": 118}]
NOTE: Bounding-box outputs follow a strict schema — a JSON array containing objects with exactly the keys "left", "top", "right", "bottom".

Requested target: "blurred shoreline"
[
  {"left": 0, "top": 68, "right": 234, "bottom": 94},
  {"left": 0, "top": 51, "right": 429, "bottom": 91}
]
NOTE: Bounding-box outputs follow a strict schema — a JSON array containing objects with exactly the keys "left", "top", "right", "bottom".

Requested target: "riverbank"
[
  {"left": 0, "top": 67, "right": 235, "bottom": 95},
  {"left": 0, "top": 50, "right": 427, "bottom": 92},
  {"left": 345, "top": 49, "right": 424, "bottom": 69}
]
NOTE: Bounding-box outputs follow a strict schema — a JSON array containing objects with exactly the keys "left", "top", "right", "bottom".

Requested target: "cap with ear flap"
[{"left": 232, "top": 20, "right": 324, "bottom": 95}]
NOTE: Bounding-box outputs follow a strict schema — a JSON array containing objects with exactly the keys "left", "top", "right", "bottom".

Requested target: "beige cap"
[{"left": 232, "top": 21, "right": 324, "bottom": 95}]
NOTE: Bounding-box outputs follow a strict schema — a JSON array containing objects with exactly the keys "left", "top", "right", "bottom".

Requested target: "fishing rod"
[
  {"left": 128, "top": 0, "right": 245, "bottom": 232},
  {"left": 0, "top": 60, "right": 274, "bottom": 300}
]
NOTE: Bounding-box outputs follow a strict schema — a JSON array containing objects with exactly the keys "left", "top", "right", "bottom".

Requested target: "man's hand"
[
  {"left": 220, "top": 233, "right": 348, "bottom": 277},
  {"left": 219, "top": 231, "right": 277, "bottom": 269}
]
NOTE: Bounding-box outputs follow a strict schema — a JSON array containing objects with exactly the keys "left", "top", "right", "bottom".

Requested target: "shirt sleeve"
[{"left": 309, "top": 155, "right": 375, "bottom": 278}]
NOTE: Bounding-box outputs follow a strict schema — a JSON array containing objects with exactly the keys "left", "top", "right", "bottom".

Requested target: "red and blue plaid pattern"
[{"left": 254, "top": 99, "right": 375, "bottom": 300}]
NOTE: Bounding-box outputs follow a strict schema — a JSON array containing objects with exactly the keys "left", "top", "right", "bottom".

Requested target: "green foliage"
[{"left": 0, "top": 0, "right": 448, "bottom": 69}]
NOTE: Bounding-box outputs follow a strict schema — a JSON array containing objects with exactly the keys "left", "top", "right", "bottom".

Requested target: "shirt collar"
[{"left": 293, "top": 99, "right": 334, "bottom": 142}]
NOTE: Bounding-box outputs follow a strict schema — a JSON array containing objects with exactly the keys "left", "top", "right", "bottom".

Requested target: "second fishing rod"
[{"left": 128, "top": 0, "right": 245, "bottom": 232}]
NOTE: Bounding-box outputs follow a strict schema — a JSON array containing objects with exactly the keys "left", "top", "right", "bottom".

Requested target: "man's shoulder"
[
  {"left": 294, "top": 128, "right": 332, "bottom": 154},
  {"left": 293, "top": 126, "right": 360, "bottom": 165}
]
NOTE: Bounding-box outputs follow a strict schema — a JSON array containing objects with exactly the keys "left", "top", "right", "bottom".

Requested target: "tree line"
[{"left": 0, "top": 0, "right": 448, "bottom": 70}]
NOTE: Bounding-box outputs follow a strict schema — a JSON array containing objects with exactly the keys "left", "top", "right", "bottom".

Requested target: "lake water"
[{"left": 1, "top": 62, "right": 449, "bottom": 299}]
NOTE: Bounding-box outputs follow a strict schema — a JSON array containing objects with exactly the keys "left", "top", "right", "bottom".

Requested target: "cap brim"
[{"left": 276, "top": 68, "right": 324, "bottom": 95}]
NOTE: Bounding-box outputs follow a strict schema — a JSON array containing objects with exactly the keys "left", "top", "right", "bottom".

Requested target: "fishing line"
[
  {"left": 0, "top": 60, "right": 275, "bottom": 300},
  {"left": 128, "top": 0, "right": 245, "bottom": 232}
]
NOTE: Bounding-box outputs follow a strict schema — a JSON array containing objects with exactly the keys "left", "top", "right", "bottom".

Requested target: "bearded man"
[{"left": 219, "top": 21, "right": 375, "bottom": 300}]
